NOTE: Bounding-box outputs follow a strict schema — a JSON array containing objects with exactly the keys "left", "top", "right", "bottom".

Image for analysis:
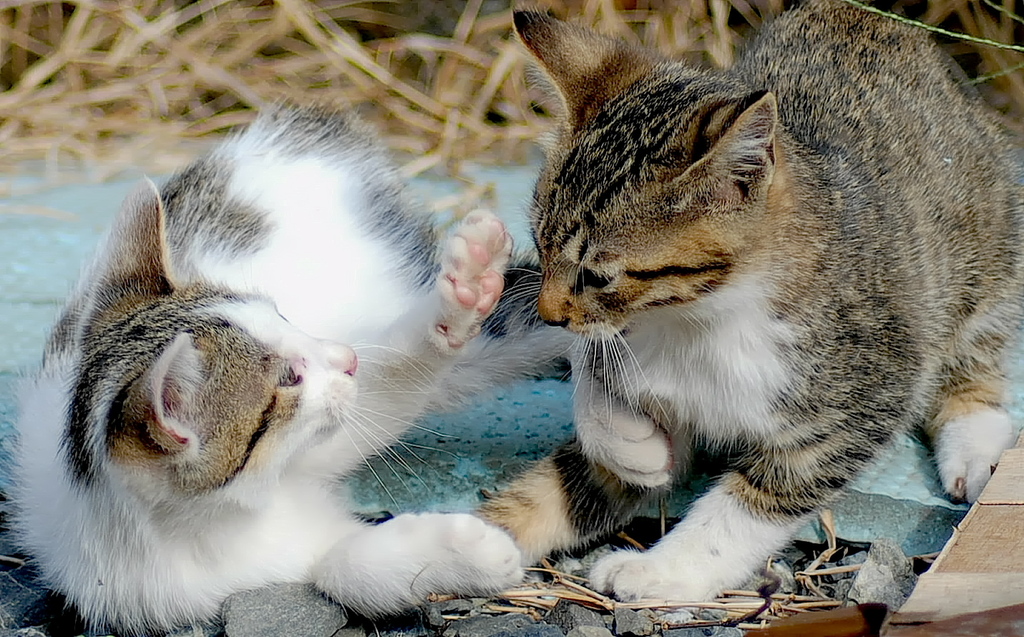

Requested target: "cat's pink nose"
[{"left": 327, "top": 345, "right": 358, "bottom": 376}]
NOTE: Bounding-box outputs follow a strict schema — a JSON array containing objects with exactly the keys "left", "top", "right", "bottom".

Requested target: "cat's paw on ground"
[
  {"left": 436, "top": 210, "right": 512, "bottom": 349},
  {"left": 935, "top": 408, "right": 1016, "bottom": 502},
  {"left": 589, "top": 549, "right": 718, "bottom": 602},
  {"left": 442, "top": 513, "right": 524, "bottom": 591}
]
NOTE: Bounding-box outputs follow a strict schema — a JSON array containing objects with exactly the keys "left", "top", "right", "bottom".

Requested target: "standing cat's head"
[
  {"left": 64, "top": 182, "right": 358, "bottom": 500},
  {"left": 513, "top": 11, "right": 784, "bottom": 337}
]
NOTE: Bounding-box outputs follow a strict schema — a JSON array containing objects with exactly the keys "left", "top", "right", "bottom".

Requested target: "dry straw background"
[{"left": 0, "top": 0, "right": 1021, "bottom": 187}]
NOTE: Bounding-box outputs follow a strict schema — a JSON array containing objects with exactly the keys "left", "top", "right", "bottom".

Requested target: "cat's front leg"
[
  {"left": 434, "top": 210, "right": 512, "bottom": 349},
  {"left": 353, "top": 210, "right": 511, "bottom": 432},
  {"left": 589, "top": 476, "right": 806, "bottom": 601},
  {"left": 313, "top": 513, "right": 522, "bottom": 616},
  {"left": 572, "top": 360, "right": 677, "bottom": 488}
]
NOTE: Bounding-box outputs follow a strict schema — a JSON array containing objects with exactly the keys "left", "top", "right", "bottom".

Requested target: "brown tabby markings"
[
  {"left": 484, "top": 0, "right": 1023, "bottom": 574},
  {"left": 68, "top": 187, "right": 302, "bottom": 494}
]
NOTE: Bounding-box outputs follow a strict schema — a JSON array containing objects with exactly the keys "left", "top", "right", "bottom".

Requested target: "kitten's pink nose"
[{"left": 326, "top": 344, "right": 358, "bottom": 376}]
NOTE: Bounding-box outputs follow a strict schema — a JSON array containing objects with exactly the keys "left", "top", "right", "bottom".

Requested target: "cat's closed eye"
[{"left": 574, "top": 269, "right": 613, "bottom": 294}]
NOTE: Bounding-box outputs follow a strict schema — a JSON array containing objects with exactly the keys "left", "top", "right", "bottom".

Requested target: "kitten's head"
[
  {"left": 514, "top": 11, "right": 781, "bottom": 337},
  {"left": 67, "top": 182, "right": 358, "bottom": 498}
]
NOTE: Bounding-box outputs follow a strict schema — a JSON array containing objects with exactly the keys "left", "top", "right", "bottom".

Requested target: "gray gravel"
[
  {"left": 545, "top": 601, "right": 605, "bottom": 634},
  {"left": 0, "top": 570, "right": 49, "bottom": 630},
  {"left": 222, "top": 584, "right": 348, "bottom": 637},
  {"left": 847, "top": 537, "right": 917, "bottom": 610}
]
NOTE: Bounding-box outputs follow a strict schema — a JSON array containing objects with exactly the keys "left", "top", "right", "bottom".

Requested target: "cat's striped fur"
[{"left": 482, "top": 0, "right": 1024, "bottom": 602}]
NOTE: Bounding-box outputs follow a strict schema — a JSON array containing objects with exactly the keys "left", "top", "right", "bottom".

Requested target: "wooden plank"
[
  {"left": 886, "top": 602, "right": 1024, "bottom": 636},
  {"left": 979, "top": 448, "right": 1024, "bottom": 505},
  {"left": 934, "top": 506, "right": 1024, "bottom": 573},
  {"left": 892, "top": 573, "right": 1024, "bottom": 624}
]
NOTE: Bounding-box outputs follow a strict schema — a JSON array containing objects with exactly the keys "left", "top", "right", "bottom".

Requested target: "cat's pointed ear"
[
  {"left": 147, "top": 332, "right": 205, "bottom": 453},
  {"left": 96, "top": 178, "right": 176, "bottom": 303},
  {"left": 513, "top": 10, "right": 660, "bottom": 129},
  {"left": 688, "top": 91, "right": 778, "bottom": 206}
]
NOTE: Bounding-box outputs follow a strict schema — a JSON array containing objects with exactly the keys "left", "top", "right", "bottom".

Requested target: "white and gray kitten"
[{"left": 12, "top": 105, "right": 564, "bottom": 635}]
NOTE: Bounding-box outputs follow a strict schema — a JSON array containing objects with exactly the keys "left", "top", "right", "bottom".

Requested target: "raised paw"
[
  {"left": 590, "top": 550, "right": 718, "bottom": 602},
  {"left": 934, "top": 408, "right": 1016, "bottom": 502},
  {"left": 436, "top": 210, "right": 513, "bottom": 349}
]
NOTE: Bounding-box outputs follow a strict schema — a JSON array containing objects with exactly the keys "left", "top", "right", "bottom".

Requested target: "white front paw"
[
  {"left": 590, "top": 550, "right": 718, "bottom": 602},
  {"left": 576, "top": 408, "right": 674, "bottom": 488},
  {"left": 935, "top": 408, "right": 1016, "bottom": 502},
  {"left": 435, "top": 210, "right": 512, "bottom": 349},
  {"left": 440, "top": 513, "right": 524, "bottom": 592}
]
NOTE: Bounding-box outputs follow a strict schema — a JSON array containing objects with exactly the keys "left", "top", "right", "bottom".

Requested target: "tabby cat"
[
  {"left": 12, "top": 105, "right": 562, "bottom": 634},
  {"left": 482, "top": 0, "right": 1024, "bottom": 602}
]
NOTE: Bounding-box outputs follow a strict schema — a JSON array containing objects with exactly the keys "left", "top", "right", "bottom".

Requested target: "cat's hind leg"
[
  {"left": 313, "top": 513, "right": 522, "bottom": 617},
  {"left": 925, "top": 301, "right": 1020, "bottom": 502},
  {"left": 479, "top": 439, "right": 664, "bottom": 564}
]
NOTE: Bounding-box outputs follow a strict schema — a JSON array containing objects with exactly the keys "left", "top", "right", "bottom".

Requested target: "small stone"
[
  {"left": 566, "top": 627, "right": 613, "bottom": 637},
  {"left": 165, "top": 625, "right": 222, "bottom": 637},
  {"left": 442, "top": 613, "right": 535, "bottom": 637},
  {"left": 768, "top": 559, "right": 798, "bottom": 594},
  {"left": 696, "top": 609, "right": 727, "bottom": 622},
  {"left": 663, "top": 628, "right": 742, "bottom": 637},
  {"left": 612, "top": 608, "right": 655, "bottom": 637},
  {"left": 545, "top": 600, "right": 604, "bottom": 633},
  {"left": 0, "top": 570, "right": 50, "bottom": 629},
  {"left": 223, "top": 583, "right": 347, "bottom": 637},
  {"left": 657, "top": 610, "right": 695, "bottom": 626},
  {"left": 491, "top": 623, "right": 564, "bottom": 637},
  {"left": 847, "top": 538, "right": 917, "bottom": 611},
  {"left": 366, "top": 611, "right": 428, "bottom": 637},
  {"left": 0, "top": 629, "right": 49, "bottom": 637},
  {"left": 839, "top": 550, "right": 869, "bottom": 568},
  {"left": 332, "top": 628, "right": 368, "bottom": 637},
  {"left": 424, "top": 599, "right": 477, "bottom": 629}
]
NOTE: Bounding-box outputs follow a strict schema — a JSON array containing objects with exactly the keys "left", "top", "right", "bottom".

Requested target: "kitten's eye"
[
  {"left": 279, "top": 366, "right": 303, "bottom": 387},
  {"left": 575, "top": 269, "right": 612, "bottom": 294}
]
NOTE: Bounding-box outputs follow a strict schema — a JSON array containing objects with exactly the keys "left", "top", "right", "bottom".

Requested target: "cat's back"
[
  {"left": 161, "top": 105, "right": 438, "bottom": 342},
  {"left": 737, "top": 0, "right": 1011, "bottom": 165},
  {"left": 734, "top": 0, "right": 1022, "bottom": 313}
]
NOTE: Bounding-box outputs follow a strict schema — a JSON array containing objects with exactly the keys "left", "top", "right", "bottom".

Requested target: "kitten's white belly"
[
  {"left": 197, "top": 156, "right": 417, "bottom": 343},
  {"left": 621, "top": 280, "right": 792, "bottom": 442}
]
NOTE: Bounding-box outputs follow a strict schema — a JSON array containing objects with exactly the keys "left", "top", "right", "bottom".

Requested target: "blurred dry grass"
[{"left": 0, "top": 0, "right": 1021, "bottom": 183}]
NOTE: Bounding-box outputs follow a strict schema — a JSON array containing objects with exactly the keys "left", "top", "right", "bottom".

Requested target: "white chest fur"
[{"left": 619, "top": 277, "right": 793, "bottom": 443}]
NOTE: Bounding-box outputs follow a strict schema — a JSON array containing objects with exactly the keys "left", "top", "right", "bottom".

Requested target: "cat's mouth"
[{"left": 572, "top": 321, "right": 630, "bottom": 341}]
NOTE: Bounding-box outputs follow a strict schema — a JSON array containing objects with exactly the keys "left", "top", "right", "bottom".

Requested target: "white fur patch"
[
  {"left": 315, "top": 513, "right": 523, "bottom": 616},
  {"left": 621, "top": 275, "right": 792, "bottom": 444},
  {"left": 200, "top": 154, "right": 415, "bottom": 344},
  {"left": 589, "top": 486, "right": 802, "bottom": 601}
]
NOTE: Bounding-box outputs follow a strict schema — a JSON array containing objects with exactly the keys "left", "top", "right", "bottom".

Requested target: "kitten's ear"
[
  {"left": 512, "top": 10, "right": 660, "bottom": 129},
  {"left": 95, "top": 179, "right": 176, "bottom": 304},
  {"left": 147, "top": 332, "right": 205, "bottom": 453},
  {"left": 687, "top": 91, "right": 778, "bottom": 206}
]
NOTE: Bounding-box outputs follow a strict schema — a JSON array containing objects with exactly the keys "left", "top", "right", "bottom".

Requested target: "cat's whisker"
[
  {"left": 349, "top": 416, "right": 425, "bottom": 486},
  {"left": 338, "top": 422, "right": 399, "bottom": 507},
  {"left": 352, "top": 405, "right": 456, "bottom": 439}
]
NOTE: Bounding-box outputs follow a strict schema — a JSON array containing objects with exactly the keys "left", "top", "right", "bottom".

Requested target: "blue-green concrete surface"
[{"left": 2, "top": 164, "right": 1020, "bottom": 557}]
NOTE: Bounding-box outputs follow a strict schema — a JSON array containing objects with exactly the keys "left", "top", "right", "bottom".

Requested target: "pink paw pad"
[{"left": 436, "top": 210, "right": 513, "bottom": 349}]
